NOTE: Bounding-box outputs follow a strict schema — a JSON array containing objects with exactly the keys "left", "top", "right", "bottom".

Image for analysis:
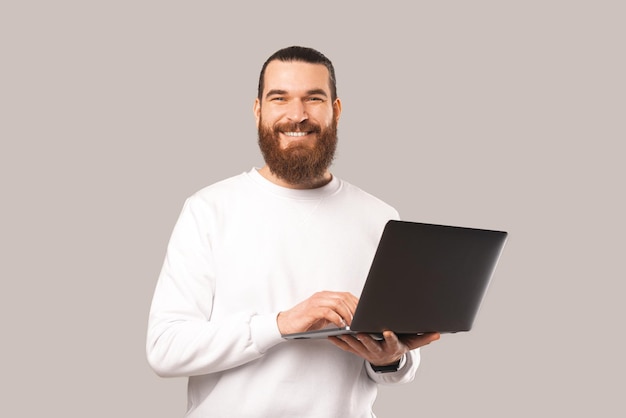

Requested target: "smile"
[{"left": 283, "top": 132, "right": 310, "bottom": 137}]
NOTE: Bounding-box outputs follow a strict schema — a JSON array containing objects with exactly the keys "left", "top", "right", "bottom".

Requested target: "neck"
[{"left": 258, "top": 166, "right": 333, "bottom": 190}]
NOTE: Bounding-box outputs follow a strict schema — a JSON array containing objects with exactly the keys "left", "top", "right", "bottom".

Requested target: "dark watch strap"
[{"left": 370, "top": 358, "right": 402, "bottom": 373}]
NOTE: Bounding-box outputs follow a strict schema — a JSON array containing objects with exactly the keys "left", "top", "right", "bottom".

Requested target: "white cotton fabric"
[{"left": 147, "top": 168, "right": 421, "bottom": 418}]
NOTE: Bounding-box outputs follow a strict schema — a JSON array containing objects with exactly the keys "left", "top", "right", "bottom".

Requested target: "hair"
[{"left": 257, "top": 46, "right": 337, "bottom": 102}]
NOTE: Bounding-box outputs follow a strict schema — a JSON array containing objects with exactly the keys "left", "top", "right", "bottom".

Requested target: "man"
[{"left": 147, "top": 46, "right": 439, "bottom": 417}]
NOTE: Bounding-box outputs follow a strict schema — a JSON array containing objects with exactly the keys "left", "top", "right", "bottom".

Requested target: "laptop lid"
[{"left": 282, "top": 220, "right": 508, "bottom": 339}]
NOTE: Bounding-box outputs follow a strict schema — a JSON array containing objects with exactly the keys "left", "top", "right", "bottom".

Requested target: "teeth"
[{"left": 284, "top": 132, "right": 308, "bottom": 137}]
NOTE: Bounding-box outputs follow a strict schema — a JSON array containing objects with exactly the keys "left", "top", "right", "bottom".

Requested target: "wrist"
[{"left": 369, "top": 354, "right": 406, "bottom": 373}]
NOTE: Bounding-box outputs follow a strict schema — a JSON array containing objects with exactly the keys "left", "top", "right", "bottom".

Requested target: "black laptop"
[{"left": 282, "top": 220, "right": 508, "bottom": 339}]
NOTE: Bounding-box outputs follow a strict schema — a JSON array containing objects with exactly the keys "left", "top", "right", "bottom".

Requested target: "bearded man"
[{"left": 147, "top": 46, "right": 438, "bottom": 418}]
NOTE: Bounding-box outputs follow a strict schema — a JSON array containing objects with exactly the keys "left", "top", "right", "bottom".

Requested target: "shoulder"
[
  {"left": 336, "top": 178, "right": 400, "bottom": 219},
  {"left": 188, "top": 171, "right": 251, "bottom": 203},
  {"left": 171, "top": 172, "right": 252, "bottom": 223}
]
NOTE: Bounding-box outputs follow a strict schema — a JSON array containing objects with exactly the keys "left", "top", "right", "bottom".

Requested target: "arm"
[
  {"left": 146, "top": 197, "right": 367, "bottom": 377},
  {"left": 366, "top": 349, "right": 420, "bottom": 384},
  {"left": 146, "top": 197, "right": 284, "bottom": 378},
  {"left": 329, "top": 331, "right": 440, "bottom": 384}
]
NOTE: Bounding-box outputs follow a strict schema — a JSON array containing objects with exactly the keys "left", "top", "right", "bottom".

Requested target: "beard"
[{"left": 257, "top": 114, "right": 338, "bottom": 186}]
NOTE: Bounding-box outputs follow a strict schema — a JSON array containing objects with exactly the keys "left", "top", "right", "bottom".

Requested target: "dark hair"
[{"left": 257, "top": 46, "right": 337, "bottom": 102}]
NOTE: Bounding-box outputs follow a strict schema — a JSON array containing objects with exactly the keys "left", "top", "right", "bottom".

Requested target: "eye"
[{"left": 307, "top": 97, "right": 324, "bottom": 102}]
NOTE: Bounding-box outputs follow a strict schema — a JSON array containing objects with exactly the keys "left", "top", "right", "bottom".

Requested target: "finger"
[
  {"left": 331, "top": 335, "right": 369, "bottom": 356},
  {"left": 327, "top": 336, "right": 350, "bottom": 350},
  {"left": 342, "top": 292, "right": 359, "bottom": 314},
  {"left": 327, "top": 336, "right": 360, "bottom": 356},
  {"left": 334, "top": 297, "right": 356, "bottom": 326},
  {"left": 382, "top": 330, "right": 400, "bottom": 345},
  {"left": 354, "top": 333, "right": 386, "bottom": 352},
  {"left": 313, "top": 306, "right": 349, "bottom": 329},
  {"left": 336, "top": 334, "right": 402, "bottom": 366},
  {"left": 340, "top": 292, "right": 359, "bottom": 324},
  {"left": 399, "top": 332, "right": 441, "bottom": 349},
  {"left": 317, "top": 292, "right": 357, "bottom": 326}
]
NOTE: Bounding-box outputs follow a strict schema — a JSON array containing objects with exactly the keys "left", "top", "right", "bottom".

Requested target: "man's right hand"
[{"left": 277, "top": 291, "right": 359, "bottom": 335}]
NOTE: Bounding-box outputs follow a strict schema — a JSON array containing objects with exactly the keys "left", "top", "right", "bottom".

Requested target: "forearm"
[
  {"left": 144, "top": 195, "right": 289, "bottom": 377},
  {"left": 365, "top": 349, "right": 421, "bottom": 384},
  {"left": 146, "top": 310, "right": 283, "bottom": 377}
]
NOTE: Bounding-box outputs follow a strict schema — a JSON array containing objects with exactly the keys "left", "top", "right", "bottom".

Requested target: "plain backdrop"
[{"left": 2, "top": 1, "right": 624, "bottom": 417}]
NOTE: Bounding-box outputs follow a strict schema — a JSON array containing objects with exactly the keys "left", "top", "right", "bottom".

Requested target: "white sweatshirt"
[{"left": 147, "top": 168, "right": 421, "bottom": 417}]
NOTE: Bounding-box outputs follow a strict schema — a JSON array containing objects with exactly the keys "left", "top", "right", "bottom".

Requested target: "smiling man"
[
  {"left": 255, "top": 58, "right": 340, "bottom": 188},
  {"left": 147, "top": 46, "right": 439, "bottom": 418}
]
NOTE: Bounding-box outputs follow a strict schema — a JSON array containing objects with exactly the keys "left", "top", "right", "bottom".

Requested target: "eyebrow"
[{"left": 265, "top": 89, "right": 329, "bottom": 99}]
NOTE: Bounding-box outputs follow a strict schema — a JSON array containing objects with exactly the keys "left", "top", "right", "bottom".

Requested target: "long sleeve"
[
  {"left": 146, "top": 170, "right": 427, "bottom": 417},
  {"left": 146, "top": 196, "right": 284, "bottom": 377},
  {"left": 365, "top": 349, "right": 421, "bottom": 384}
]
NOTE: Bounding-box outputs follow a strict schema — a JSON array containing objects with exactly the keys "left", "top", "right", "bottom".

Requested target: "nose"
[{"left": 286, "top": 99, "right": 308, "bottom": 123}]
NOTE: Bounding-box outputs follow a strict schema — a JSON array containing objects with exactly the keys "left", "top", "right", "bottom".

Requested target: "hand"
[
  {"left": 277, "top": 291, "right": 359, "bottom": 335},
  {"left": 329, "top": 331, "right": 440, "bottom": 366}
]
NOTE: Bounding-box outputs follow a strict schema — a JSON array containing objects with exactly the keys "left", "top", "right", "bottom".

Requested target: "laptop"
[{"left": 282, "top": 220, "right": 508, "bottom": 339}]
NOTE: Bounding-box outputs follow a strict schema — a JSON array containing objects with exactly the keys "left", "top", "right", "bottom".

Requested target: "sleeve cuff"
[{"left": 250, "top": 312, "right": 284, "bottom": 353}]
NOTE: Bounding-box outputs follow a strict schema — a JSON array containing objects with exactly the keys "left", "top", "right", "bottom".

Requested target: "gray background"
[{"left": 2, "top": 1, "right": 624, "bottom": 417}]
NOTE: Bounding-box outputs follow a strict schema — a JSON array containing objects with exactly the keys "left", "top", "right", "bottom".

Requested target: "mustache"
[{"left": 273, "top": 121, "right": 321, "bottom": 134}]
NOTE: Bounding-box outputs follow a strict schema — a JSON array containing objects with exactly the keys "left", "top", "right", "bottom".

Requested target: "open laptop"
[{"left": 282, "top": 220, "right": 508, "bottom": 339}]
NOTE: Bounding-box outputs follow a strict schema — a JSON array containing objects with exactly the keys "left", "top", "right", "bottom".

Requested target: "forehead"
[{"left": 263, "top": 60, "right": 331, "bottom": 97}]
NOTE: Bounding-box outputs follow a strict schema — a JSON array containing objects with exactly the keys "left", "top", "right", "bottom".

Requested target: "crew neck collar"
[{"left": 246, "top": 167, "right": 341, "bottom": 200}]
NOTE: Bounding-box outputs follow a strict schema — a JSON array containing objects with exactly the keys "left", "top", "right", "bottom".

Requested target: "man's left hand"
[{"left": 328, "top": 331, "right": 440, "bottom": 366}]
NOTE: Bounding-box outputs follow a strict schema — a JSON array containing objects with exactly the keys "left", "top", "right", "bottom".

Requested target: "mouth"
[{"left": 282, "top": 131, "right": 311, "bottom": 137}]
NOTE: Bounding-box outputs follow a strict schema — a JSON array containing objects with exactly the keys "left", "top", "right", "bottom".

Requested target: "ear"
[
  {"left": 333, "top": 98, "right": 342, "bottom": 122},
  {"left": 253, "top": 98, "right": 261, "bottom": 127}
]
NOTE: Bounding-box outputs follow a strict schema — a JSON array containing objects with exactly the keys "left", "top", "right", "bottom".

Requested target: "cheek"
[
  {"left": 260, "top": 109, "right": 282, "bottom": 128},
  {"left": 316, "top": 108, "right": 336, "bottom": 126}
]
